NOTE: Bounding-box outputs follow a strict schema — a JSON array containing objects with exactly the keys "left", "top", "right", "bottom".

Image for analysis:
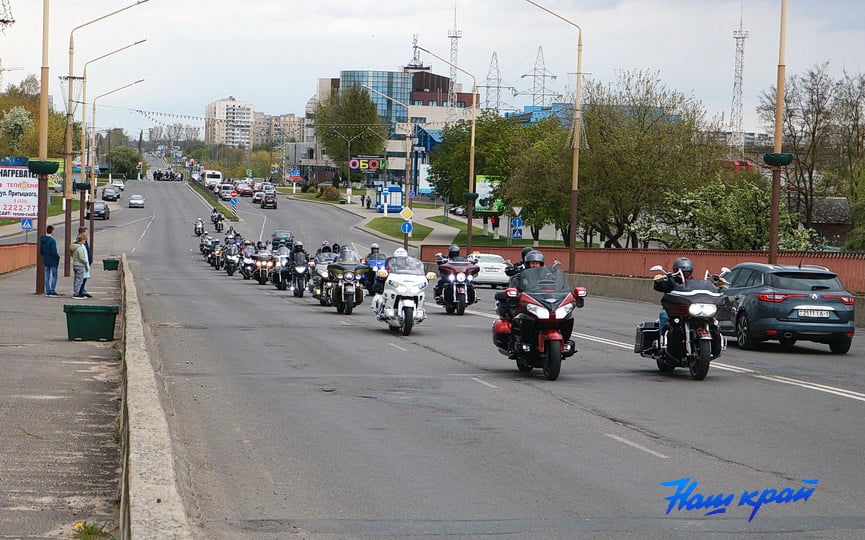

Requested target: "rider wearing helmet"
[
  {"left": 655, "top": 257, "right": 695, "bottom": 333},
  {"left": 434, "top": 244, "right": 469, "bottom": 299},
  {"left": 291, "top": 241, "right": 309, "bottom": 264},
  {"left": 317, "top": 241, "right": 332, "bottom": 254},
  {"left": 366, "top": 242, "right": 383, "bottom": 260},
  {"left": 524, "top": 250, "right": 545, "bottom": 268},
  {"left": 242, "top": 239, "right": 255, "bottom": 257}
]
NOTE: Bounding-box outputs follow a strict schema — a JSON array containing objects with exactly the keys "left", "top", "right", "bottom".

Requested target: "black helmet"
[
  {"left": 524, "top": 250, "right": 545, "bottom": 267},
  {"left": 521, "top": 247, "right": 535, "bottom": 261},
  {"left": 673, "top": 257, "right": 694, "bottom": 279},
  {"left": 448, "top": 244, "right": 460, "bottom": 258}
]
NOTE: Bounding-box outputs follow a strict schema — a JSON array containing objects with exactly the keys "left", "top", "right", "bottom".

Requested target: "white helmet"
[{"left": 393, "top": 248, "right": 408, "bottom": 258}]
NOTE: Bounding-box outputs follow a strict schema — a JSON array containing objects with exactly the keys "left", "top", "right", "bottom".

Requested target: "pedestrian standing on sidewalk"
[
  {"left": 39, "top": 225, "right": 61, "bottom": 297},
  {"left": 78, "top": 226, "right": 92, "bottom": 296},
  {"left": 70, "top": 232, "right": 91, "bottom": 299}
]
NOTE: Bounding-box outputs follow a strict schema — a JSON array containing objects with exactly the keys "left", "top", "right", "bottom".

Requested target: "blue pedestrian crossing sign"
[
  {"left": 21, "top": 218, "right": 33, "bottom": 231},
  {"left": 511, "top": 227, "right": 523, "bottom": 240},
  {"left": 401, "top": 221, "right": 413, "bottom": 234},
  {"left": 230, "top": 198, "right": 238, "bottom": 206}
]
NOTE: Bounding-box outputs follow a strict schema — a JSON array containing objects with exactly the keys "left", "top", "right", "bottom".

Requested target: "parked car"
[
  {"left": 101, "top": 186, "right": 120, "bottom": 201},
  {"left": 128, "top": 194, "right": 145, "bottom": 208},
  {"left": 467, "top": 252, "right": 510, "bottom": 288},
  {"left": 261, "top": 193, "right": 278, "bottom": 209},
  {"left": 251, "top": 192, "right": 265, "bottom": 204},
  {"left": 716, "top": 262, "right": 855, "bottom": 354},
  {"left": 85, "top": 201, "right": 110, "bottom": 220},
  {"left": 111, "top": 179, "right": 125, "bottom": 191},
  {"left": 449, "top": 205, "right": 466, "bottom": 216}
]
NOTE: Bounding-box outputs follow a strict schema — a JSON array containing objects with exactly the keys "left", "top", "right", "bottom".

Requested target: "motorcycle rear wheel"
[
  {"left": 690, "top": 340, "right": 711, "bottom": 380},
  {"left": 543, "top": 340, "right": 562, "bottom": 381},
  {"left": 401, "top": 306, "right": 414, "bottom": 336}
]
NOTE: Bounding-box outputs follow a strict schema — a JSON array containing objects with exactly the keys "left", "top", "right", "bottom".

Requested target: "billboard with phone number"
[{"left": 0, "top": 166, "right": 39, "bottom": 219}]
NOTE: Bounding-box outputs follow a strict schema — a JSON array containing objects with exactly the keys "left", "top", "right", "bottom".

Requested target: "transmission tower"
[
  {"left": 0, "top": 0, "right": 13, "bottom": 31},
  {"left": 447, "top": 5, "right": 461, "bottom": 108},
  {"left": 484, "top": 52, "right": 501, "bottom": 111},
  {"left": 729, "top": 3, "right": 748, "bottom": 159},
  {"left": 522, "top": 47, "right": 557, "bottom": 107},
  {"left": 0, "top": 57, "right": 23, "bottom": 88}
]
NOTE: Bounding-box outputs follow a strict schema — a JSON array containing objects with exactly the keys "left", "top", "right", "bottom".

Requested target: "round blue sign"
[
  {"left": 401, "top": 221, "right": 413, "bottom": 234},
  {"left": 512, "top": 217, "right": 523, "bottom": 227}
]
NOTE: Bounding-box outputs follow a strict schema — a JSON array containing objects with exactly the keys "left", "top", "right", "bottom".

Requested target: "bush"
[{"left": 322, "top": 186, "right": 340, "bottom": 201}]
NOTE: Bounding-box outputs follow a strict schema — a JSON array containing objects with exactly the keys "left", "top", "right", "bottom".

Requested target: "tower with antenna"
[
  {"left": 484, "top": 52, "right": 501, "bottom": 111},
  {"left": 447, "top": 5, "right": 461, "bottom": 108},
  {"left": 729, "top": 4, "right": 748, "bottom": 158}
]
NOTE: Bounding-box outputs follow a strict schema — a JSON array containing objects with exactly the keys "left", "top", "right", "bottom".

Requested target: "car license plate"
[{"left": 798, "top": 309, "right": 830, "bottom": 318}]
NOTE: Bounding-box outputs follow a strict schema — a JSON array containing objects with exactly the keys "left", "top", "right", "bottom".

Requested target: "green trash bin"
[
  {"left": 63, "top": 304, "right": 120, "bottom": 341},
  {"left": 102, "top": 258, "right": 119, "bottom": 271}
]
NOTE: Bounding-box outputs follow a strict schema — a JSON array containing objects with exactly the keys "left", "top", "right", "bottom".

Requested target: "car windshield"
[
  {"left": 387, "top": 256, "right": 425, "bottom": 275},
  {"left": 515, "top": 266, "right": 571, "bottom": 293},
  {"left": 770, "top": 271, "right": 845, "bottom": 291}
]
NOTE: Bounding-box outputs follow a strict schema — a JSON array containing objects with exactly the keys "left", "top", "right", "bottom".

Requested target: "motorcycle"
[
  {"left": 223, "top": 244, "right": 240, "bottom": 276},
  {"left": 290, "top": 252, "right": 311, "bottom": 297},
  {"left": 371, "top": 257, "right": 436, "bottom": 336},
  {"left": 633, "top": 265, "right": 726, "bottom": 381},
  {"left": 311, "top": 252, "right": 338, "bottom": 305},
  {"left": 214, "top": 215, "right": 224, "bottom": 233},
  {"left": 436, "top": 257, "right": 480, "bottom": 315},
  {"left": 363, "top": 253, "right": 388, "bottom": 292},
  {"left": 204, "top": 238, "right": 221, "bottom": 265},
  {"left": 252, "top": 252, "right": 274, "bottom": 285},
  {"left": 326, "top": 258, "right": 369, "bottom": 315},
  {"left": 193, "top": 219, "right": 204, "bottom": 236},
  {"left": 211, "top": 244, "right": 224, "bottom": 270},
  {"left": 270, "top": 251, "right": 292, "bottom": 290},
  {"left": 492, "top": 265, "right": 587, "bottom": 381},
  {"left": 239, "top": 251, "right": 256, "bottom": 280}
]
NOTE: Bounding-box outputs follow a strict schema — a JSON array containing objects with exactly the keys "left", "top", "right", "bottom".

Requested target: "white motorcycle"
[{"left": 371, "top": 254, "right": 436, "bottom": 336}]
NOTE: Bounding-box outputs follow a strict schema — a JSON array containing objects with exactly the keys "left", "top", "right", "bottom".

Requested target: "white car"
[
  {"left": 128, "top": 194, "right": 145, "bottom": 208},
  {"left": 111, "top": 179, "right": 125, "bottom": 191},
  {"left": 467, "top": 253, "right": 511, "bottom": 288}
]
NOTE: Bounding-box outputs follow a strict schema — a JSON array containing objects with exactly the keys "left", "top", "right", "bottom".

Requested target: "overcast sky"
[{"left": 2, "top": 1, "right": 863, "bottom": 141}]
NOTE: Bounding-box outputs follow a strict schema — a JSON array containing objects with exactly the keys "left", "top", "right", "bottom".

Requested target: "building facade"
[{"left": 204, "top": 96, "right": 254, "bottom": 149}]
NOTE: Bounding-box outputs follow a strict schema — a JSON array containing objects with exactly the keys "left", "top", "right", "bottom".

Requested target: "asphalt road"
[{"left": 120, "top": 180, "right": 865, "bottom": 539}]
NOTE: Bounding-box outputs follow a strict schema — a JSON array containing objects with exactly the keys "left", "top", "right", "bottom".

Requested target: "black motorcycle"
[
  {"left": 239, "top": 249, "right": 256, "bottom": 280},
  {"left": 252, "top": 252, "right": 274, "bottom": 285},
  {"left": 634, "top": 265, "right": 726, "bottom": 381},
  {"left": 290, "top": 252, "right": 310, "bottom": 297},
  {"left": 214, "top": 215, "right": 224, "bottom": 233},
  {"left": 223, "top": 244, "right": 240, "bottom": 276},
  {"left": 326, "top": 259, "right": 369, "bottom": 315}
]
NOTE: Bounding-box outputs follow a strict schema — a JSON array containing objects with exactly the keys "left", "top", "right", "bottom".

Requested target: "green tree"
[
  {"left": 580, "top": 69, "right": 725, "bottom": 248},
  {"left": 0, "top": 106, "right": 33, "bottom": 153},
  {"left": 107, "top": 146, "right": 140, "bottom": 176},
  {"left": 313, "top": 86, "right": 386, "bottom": 183}
]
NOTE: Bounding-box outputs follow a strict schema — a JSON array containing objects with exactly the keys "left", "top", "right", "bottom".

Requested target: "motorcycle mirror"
[
  {"left": 504, "top": 287, "right": 518, "bottom": 298},
  {"left": 649, "top": 264, "right": 664, "bottom": 272},
  {"left": 552, "top": 260, "right": 561, "bottom": 268},
  {"left": 573, "top": 286, "right": 588, "bottom": 298},
  {"left": 426, "top": 272, "right": 437, "bottom": 280},
  {"left": 721, "top": 266, "right": 731, "bottom": 274}
]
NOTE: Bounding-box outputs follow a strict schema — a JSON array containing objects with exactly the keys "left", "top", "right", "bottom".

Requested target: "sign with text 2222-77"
[{"left": 0, "top": 166, "right": 39, "bottom": 219}]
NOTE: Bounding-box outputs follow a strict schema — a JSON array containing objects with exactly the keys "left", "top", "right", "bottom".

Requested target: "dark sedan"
[
  {"left": 85, "top": 201, "right": 110, "bottom": 220},
  {"left": 102, "top": 187, "right": 120, "bottom": 201},
  {"left": 261, "top": 193, "right": 278, "bottom": 209},
  {"left": 716, "top": 262, "right": 855, "bottom": 353}
]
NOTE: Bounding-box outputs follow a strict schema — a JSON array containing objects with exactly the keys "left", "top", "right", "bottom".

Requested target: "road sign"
[
  {"left": 230, "top": 190, "right": 238, "bottom": 198},
  {"left": 511, "top": 227, "right": 523, "bottom": 240},
  {"left": 230, "top": 198, "right": 238, "bottom": 206},
  {"left": 399, "top": 207, "right": 414, "bottom": 221},
  {"left": 511, "top": 216, "right": 523, "bottom": 228},
  {"left": 408, "top": 190, "right": 415, "bottom": 199},
  {"left": 512, "top": 206, "right": 523, "bottom": 217},
  {"left": 401, "top": 221, "right": 413, "bottom": 234},
  {"left": 20, "top": 218, "right": 33, "bottom": 231},
  {"left": 246, "top": 169, "right": 252, "bottom": 177}
]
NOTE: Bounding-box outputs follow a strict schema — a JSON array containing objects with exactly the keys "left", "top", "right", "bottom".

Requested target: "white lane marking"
[
  {"left": 130, "top": 215, "right": 154, "bottom": 254},
  {"left": 604, "top": 433, "right": 670, "bottom": 459},
  {"left": 471, "top": 377, "right": 499, "bottom": 389},
  {"left": 388, "top": 343, "right": 408, "bottom": 352},
  {"left": 752, "top": 374, "right": 865, "bottom": 403},
  {"left": 339, "top": 320, "right": 352, "bottom": 326},
  {"left": 572, "top": 331, "right": 632, "bottom": 350},
  {"left": 712, "top": 363, "right": 756, "bottom": 374}
]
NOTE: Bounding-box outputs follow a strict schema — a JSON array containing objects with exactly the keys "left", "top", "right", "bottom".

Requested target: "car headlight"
[
  {"left": 344, "top": 271, "right": 355, "bottom": 281},
  {"left": 688, "top": 303, "right": 717, "bottom": 317},
  {"left": 456, "top": 272, "right": 466, "bottom": 283},
  {"left": 526, "top": 303, "right": 550, "bottom": 319},
  {"left": 555, "top": 302, "right": 576, "bottom": 319}
]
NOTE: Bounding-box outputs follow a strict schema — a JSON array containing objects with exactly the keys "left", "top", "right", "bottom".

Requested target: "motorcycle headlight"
[
  {"left": 344, "top": 271, "right": 355, "bottom": 281},
  {"left": 456, "top": 272, "right": 466, "bottom": 283},
  {"left": 467, "top": 274, "right": 474, "bottom": 281},
  {"left": 554, "top": 302, "right": 576, "bottom": 319},
  {"left": 689, "top": 303, "right": 717, "bottom": 317},
  {"left": 294, "top": 266, "right": 306, "bottom": 273},
  {"left": 526, "top": 303, "right": 550, "bottom": 319},
  {"left": 394, "top": 283, "right": 408, "bottom": 294},
  {"left": 266, "top": 261, "right": 274, "bottom": 268},
  {"left": 255, "top": 261, "right": 262, "bottom": 267},
  {"left": 448, "top": 274, "right": 455, "bottom": 282}
]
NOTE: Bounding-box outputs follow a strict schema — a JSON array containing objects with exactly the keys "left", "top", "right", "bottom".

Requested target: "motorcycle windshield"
[
  {"left": 387, "top": 256, "right": 425, "bottom": 275},
  {"left": 662, "top": 279, "right": 723, "bottom": 309},
  {"left": 366, "top": 253, "right": 388, "bottom": 268},
  {"left": 515, "top": 267, "right": 571, "bottom": 293},
  {"left": 293, "top": 253, "right": 308, "bottom": 265}
]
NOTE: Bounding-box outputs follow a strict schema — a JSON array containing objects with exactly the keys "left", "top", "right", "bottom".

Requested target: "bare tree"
[{"left": 831, "top": 70, "right": 865, "bottom": 203}]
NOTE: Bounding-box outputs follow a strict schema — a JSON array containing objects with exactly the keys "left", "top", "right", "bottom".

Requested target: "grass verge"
[
  {"left": 426, "top": 215, "right": 569, "bottom": 248},
  {"left": 366, "top": 217, "right": 433, "bottom": 241}
]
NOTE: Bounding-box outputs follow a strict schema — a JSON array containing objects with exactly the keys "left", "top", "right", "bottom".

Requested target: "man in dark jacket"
[{"left": 39, "top": 225, "right": 61, "bottom": 296}]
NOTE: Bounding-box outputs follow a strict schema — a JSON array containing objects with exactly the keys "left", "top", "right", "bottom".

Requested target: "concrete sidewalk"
[{"left": 0, "top": 262, "right": 123, "bottom": 537}]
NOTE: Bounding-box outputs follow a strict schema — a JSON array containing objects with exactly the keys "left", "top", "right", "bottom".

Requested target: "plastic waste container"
[
  {"left": 63, "top": 304, "right": 119, "bottom": 341},
  {"left": 102, "top": 258, "right": 119, "bottom": 271}
]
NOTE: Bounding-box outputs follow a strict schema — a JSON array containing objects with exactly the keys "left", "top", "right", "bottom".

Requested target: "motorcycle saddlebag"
[
  {"left": 634, "top": 321, "right": 659, "bottom": 353},
  {"left": 493, "top": 318, "right": 511, "bottom": 350}
]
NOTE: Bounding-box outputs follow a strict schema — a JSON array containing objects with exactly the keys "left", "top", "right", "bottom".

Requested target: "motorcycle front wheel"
[
  {"left": 690, "top": 340, "right": 711, "bottom": 380},
  {"left": 227, "top": 268, "right": 235, "bottom": 276},
  {"left": 456, "top": 297, "right": 467, "bottom": 316},
  {"left": 543, "top": 340, "right": 562, "bottom": 381},
  {"left": 401, "top": 306, "right": 413, "bottom": 336},
  {"left": 344, "top": 301, "right": 354, "bottom": 315}
]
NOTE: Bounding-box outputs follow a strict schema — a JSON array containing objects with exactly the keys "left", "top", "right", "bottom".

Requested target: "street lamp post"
[
  {"left": 524, "top": 0, "right": 583, "bottom": 271},
  {"left": 416, "top": 46, "right": 478, "bottom": 254},
  {"left": 361, "top": 84, "right": 413, "bottom": 250},
  {"left": 34, "top": 0, "right": 51, "bottom": 294},
  {"left": 767, "top": 0, "right": 788, "bottom": 264},
  {"left": 89, "top": 79, "right": 145, "bottom": 259},
  {"left": 81, "top": 39, "right": 146, "bottom": 234},
  {"left": 62, "top": 0, "right": 150, "bottom": 276}
]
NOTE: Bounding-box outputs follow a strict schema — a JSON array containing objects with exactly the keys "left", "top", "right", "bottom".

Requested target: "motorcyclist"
[
  {"left": 434, "top": 244, "right": 468, "bottom": 299},
  {"left": 366, "top": 243, "right": 385, "bottom": 260},
  {"left": 655, "top": 257, "right": 694, "bottom": 333},
  {"left": 332, "top": 242, "right": 340, "bottom": 253},
  {"left": 498, "top": 250, "right": 545, "bottom": 319},
  {"left": 316, "top": 241, "right": 332, "bottom": 255},
  {"left": 274, "top": 241, "right": 291, "bottom": 257},
  {"left": 505, "top": 247, "right": 537, "bottom": 278},
  {"left": 241, "top": 240, "right": 256, "bottom": 258},
  {"left": 291, "top": 241, "right": 309, "bottom": 263},
  {"left": 194, "top": 217, "right": 204, "bottom": 235}
]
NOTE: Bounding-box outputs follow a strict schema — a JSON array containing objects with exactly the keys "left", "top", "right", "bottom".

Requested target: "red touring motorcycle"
[
  {"left": 492, "top": 266, "right": 587, "bottom": 380},
  {"left": 436, "top": 258, "right": 480, "bottom": 315}
]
